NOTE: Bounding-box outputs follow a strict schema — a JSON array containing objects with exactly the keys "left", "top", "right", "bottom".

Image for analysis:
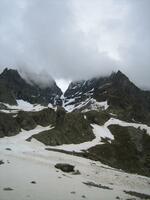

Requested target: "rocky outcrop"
[
  {"left": 16, "top": 111, "right": 37, "bottom": 131},
  {"left": 55, "top": 163, "right": 75, "bottom": 172},
  {"left": 31, "top": 109, "right": 94, "bottom": 146},
  {"left": 31, "top": 108, "right": 56, "bottom": 127},
  {"left": 0, "top": 108, "right": 57, "bottom": 136},
  {"left": 0, "top": 113, "right": 21, "bottom": 137},
  {"left": 86, "top": 125, "right": 150, "bottom": 177}
]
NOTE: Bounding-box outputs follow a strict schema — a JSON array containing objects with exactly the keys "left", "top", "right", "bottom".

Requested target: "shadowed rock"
[
  {"left": 0, "top": 160, "right": 4, "bottom": 165},
  {"left": 3, "top": 187, "right": 14, "bottom": 191},
  {"left": 124, "top": 190, "right": 150, "bottom": 199},
  {"left": 5, "top": 148, "right": 12, "bottom": 151},
  {"left": 30, "top": 181, "right": 36, "bottom": 184},
  {"left": 0, "top": 68, "right": 62, "bottom": 105},
  {"left": 83, "top": 181, "right": 113, "bottom": 190},
  {"left": 55, "top": 163, "right": 75, "bottom": 173}
]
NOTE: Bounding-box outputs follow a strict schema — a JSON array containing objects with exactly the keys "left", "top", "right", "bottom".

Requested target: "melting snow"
[
  {"left": 105, "top": 118, "right": 150, "bottom": 136},
  {"left": 0, "top": 126, "right": 52, "bottom": 153},
  {"left": 64, "top": 98, "right": 75, "bottom": 106},
  {"left": 0, "top": 123, "right": 150, "bottom": 200},
  {"left": 2, "top": 100, "right": 46, "bottom": 112},
  {"left": 1, "top": 100, "right": 58, "bottom": 113},
  {"left": 64, "top": 98, "right": 109, "bottom": 113}
]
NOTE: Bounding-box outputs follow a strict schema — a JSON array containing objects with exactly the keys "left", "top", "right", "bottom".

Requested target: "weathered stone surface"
[
  {"left": 124, "top": 190, "right": 150, "bottom": 199},
  {"left": 64, "top": 70, "right": 150, "bottom": 125},
  {"left": 83, "top": 181, "right": 113, "bottom": 190},
  {"left": 0, "top": 68, "right": 62, "bottom": 105},
  {"left": 30, "top": 181, "right": 36, "bottom": 184},
  {"left": 55, "top": 163, "right": 75, "bottom": 173},
  {"left": 3, "top": 187, "right": 14, "bottom": 191},
  {"left": 0, "top": 160, "right": 4, "bottom": 165},
  {"left": 0, "top": 113, "right": 20, "bottom": 138},
  {"left": 31, "top": 111, "right": 94, "bottom": 146}
]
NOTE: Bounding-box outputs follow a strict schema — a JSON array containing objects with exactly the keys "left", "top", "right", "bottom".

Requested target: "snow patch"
[
  {"left": 64, "top": 98, "right": 109, "bottom": 112},
  {"left": 90, "top": 99, "right": 109, "bottom": 111},
  {"left": 48, "top": 103, "right": 57, "bottom": 111},
  {"left": 0, "top": 117, "right": 150, "bottom": 200},
  {"left": 92, "top": 124, "right": 114, "bottom": 141},
  {"left": 64, "top": 98, "right": 75, "bottom": 106},
  {"left": 105, "top": 118, "right": 150, "bottom": 136},
  {"left": 2, "top": 100, "right": 46, "bottom": 112}
]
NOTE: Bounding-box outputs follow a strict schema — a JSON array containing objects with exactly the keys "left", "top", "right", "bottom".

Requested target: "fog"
[{"left": 0, "top": 0, "right": 150, "bottom": 89}]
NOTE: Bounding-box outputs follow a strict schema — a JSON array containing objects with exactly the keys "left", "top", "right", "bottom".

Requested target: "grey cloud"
[{"left": 0, "top": 0, "right": 149, "bottom": 89}]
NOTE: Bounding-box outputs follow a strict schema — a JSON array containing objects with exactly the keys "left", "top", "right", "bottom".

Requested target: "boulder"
[{"left": 55, "top": 163, "right": 75, "bottom": 172}]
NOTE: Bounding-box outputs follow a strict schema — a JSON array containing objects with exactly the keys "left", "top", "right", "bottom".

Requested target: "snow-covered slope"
[
  {"left": 0, "top": 99, "right": 57, "bottom": 113},
  {"left": 64, "top": 97, "right": 109, "bottom": 112},
  {"left": 0, "top": 125, "right": 150, "bottom": 200},
  {"left": 4, "top": 100, "right": 46, "bottom": 112},
  {"left": 105, "top": 118, "right": 150, "bottom": 136},
  {"left": 0, "top": 69, "right": 150, "bottom": 199}
]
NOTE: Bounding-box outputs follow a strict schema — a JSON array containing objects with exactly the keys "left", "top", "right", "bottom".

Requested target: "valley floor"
[{"left": 0, "top": 126, "right": 150, "bottom": 200}]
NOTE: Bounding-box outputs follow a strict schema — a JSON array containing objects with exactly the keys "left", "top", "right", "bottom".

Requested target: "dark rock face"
[
  {"left": 87, "top": 125, "right": 150, "bottom": 177},
  {"left": 123, "top": 190, "right": 150, "bottom": 199},
  {"left": 83, "top": 181, "right": 113, "bottom": 190},
  {"left": 0, "top": 113, "right": 21, "bottom": 137},
  {"left": 31, "top": 110, "right": 94, "bottom": 146},
  {"left": 55, "top": 163, "right": 75, "bottom": 172},
  {"left": 30, "top": 181, "right": 36, "bottom": 184},
  {"left": 85, "top": 110, "right": 110, "bottom": 126},
  {"left": 0, "top": 68, "right": 149, "bottom": 179},
  {"left": 0, "top": 68, "right": 62, "bottom": 106},
  {"left": 3, "top": 187, "right": 14, "bottom": 191},
  {"left": 0, "top": 160, "right": 4, "bottom": 165},
  {"left": 0, "top": 83, "right": 16, "bottom": 105},
  {"left": 31, "top": 108, "right": 56, "bottom": 126},
  {"left": 5, "top": 148, "right": 12, "bottom": 151},
  {"left": 16, "top": 108, "right": 57, "bottom": 131},
  {"left": 16, "top": 108, "right": 57, "bottom": 130},
  {"left": 16, "top": 111, "right": 37, "bottom": 130},
  {"left": 64, "top": 71, "right": 150, "bottom": 124},
  {"left": 0, "top": 108, "right": 57, "bottom": 137}
]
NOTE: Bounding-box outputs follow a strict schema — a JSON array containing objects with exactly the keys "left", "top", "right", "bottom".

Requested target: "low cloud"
[{"left": 0, "top": 0, "right": 149, "bottom": 89}]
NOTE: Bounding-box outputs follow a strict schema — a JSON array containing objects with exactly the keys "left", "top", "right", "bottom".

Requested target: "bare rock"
[{"left": 55, "top": 163, "right": 75, "bottom": 173}]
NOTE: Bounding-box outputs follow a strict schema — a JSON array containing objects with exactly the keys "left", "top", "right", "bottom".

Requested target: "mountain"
[
  {"left": 0, "top": 68, "right": 150, "bottom": 178},
  {"left": 0, "top": 68, "right": 62, "bottom": 105},
  {"left": 64, "top": 70, "right": 150, "bottom": 125}
]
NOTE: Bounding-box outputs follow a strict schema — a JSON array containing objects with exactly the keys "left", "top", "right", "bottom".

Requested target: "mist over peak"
[
  {"left": 0, "top": 0, "right": 149, "bottom": 89},
  {"left": 19, "top": 68, "right": 55, "bottom": 89}
]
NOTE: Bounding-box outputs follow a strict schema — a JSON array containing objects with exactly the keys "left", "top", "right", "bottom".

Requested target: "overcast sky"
[{"left": 0, "top": 0, "right": 150, "bottom": 90}]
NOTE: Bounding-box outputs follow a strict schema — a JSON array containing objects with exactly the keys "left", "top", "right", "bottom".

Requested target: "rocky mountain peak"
[
  {"left": 110, "top": 70, "right": 131, "bottom": 86},
  {"left": 0, "top": 68, "right": 29, "bottom": 87},
  {"left": 63, "top": 70, "right": 150, "bottom": 124},
  {"left": 114, "top": 70, "right": 128, "bottom": 79},
  {"left": 0, "top": 68, "right": 62, "bottom": 106},
  {"left": 1, "top": 68, "right": 20, "bottom": 77}
]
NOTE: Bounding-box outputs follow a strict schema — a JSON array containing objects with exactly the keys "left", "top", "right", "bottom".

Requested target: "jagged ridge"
[
  {"left": 0, "top": 68, "right": 150, "bottom": 177},
  {"left": 0, "top": 68, "right": 62, "bottom": 105},
  {"left": 64, "top": 70, "right": 150, "bottom": 124}
]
